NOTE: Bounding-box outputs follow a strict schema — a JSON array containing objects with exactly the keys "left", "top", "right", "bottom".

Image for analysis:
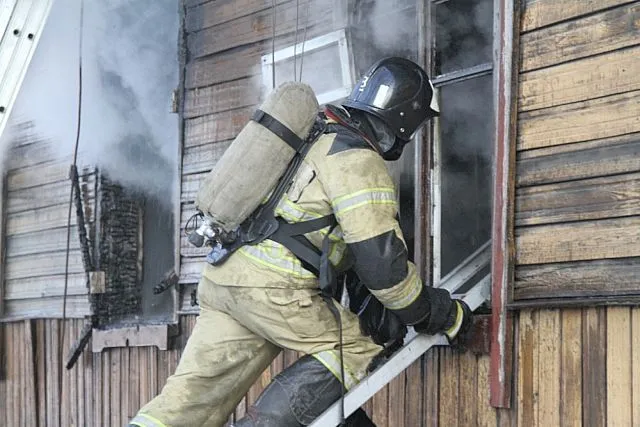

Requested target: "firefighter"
[{"left": 129, "top": 57, "right": 473, "bottom": 427}]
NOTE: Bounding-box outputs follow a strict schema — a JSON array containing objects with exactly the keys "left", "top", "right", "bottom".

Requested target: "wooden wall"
[
  {"left": 3, "top": 311, "right": 639, "bottom": 426},
  {"left": 6, "top": 1, "right": 640, "bottom": 426},
  {"left": 1, "top": 129, "right": 93, "bottom": 320},
  {"left": 513, "top": 0, "right": 640, "bottom": 302},
  {"left": 0, "top": 317, "right": 507, "bottom": 426},
  {"left": 0, "top": 318, "right": 189, "bottom": 427},
  {"left": 516, "top": 307, "right": 640, "bottom": 426},
  {"left": 508, "top": 1, "right": 640, "bottom": 427}
]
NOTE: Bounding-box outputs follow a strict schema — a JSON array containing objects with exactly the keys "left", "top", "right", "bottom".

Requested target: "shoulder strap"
[
  {"left": 270, "top": 215, "right": 339, "bottom": 298},
  {"left": 252, "top": 109, "right": 306, "bottom": 153}
]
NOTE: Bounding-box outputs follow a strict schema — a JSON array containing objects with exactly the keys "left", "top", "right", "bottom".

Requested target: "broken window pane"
[
  {"left": 435, "top": 0, "right": 494, "bottom": 75},
  {"left": 438, "top": 74, "right": 493, "bottom": 277}
]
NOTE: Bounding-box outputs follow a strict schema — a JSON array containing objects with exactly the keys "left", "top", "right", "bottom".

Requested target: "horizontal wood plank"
[
  {"left": 184, "top": 108, "right": 251, "bottom": 148},
  {"left": 1, "top": 295, "right": 90, "bottom": 321},
  {"left": 520, "top": 3, "right": 640, "bottom": 72},
  {"left": 179, "top": 257, "right": 204, "bottom": 284},
  {"left": 180, "top": 173, "right": 206, "bottom": 203},
  {"left": 5, "top": 251, "right": 85, "bottom": 280},
  {"left": 6, "top": 203, "right": 94, "bottom": 236},
  {"left": 516, "top": 172, "right": 640, "bottom": 226},
  {"left": 6, "top": 227, "right": 81, "bottom": 258},
  {"left": 7, "top": 177, "right": 96, "bottom": 214},
  {"left": 517, "top": 90, "right": 640, "bottom": 150},
  {"left": 517, "top": 133, "right": 640, "bottom": 187},
  {"left": 184, "top": 77, "right": 262, "bottom": 119},
  {"left": 180, "top": 203, "right": 197, "bottom": 228},
  {"left": 6, "top": 140, "right": 57, "bottom": 170},
  {"left": 4, "top": 274, "right": 87, "bottom": 300},
  {"left": 180, "top": 237, "right": 210, "bottom": 258},
  {"left": 521, "top": 0, "right": 636, "bottom": 32},
  {"left": 182, "top": 140, "right": 233, "bottom": 175},
  {"left": 185, "top": 19, "right": 336, "bottom": 88},
  {"left": 186, "top": 0, "right": 291, "bottom": 33},
  {"left": 514, "top": 258, "right": 640, "bottom": 300},
  {"left": 7, "top": 160, "right": 94, "bottom": 191},
  {"left": 187, "top": 0, "right": 334, "bottom": 58},
  {"left": 519, "top": 45, "right": 640, "bottom": 111},
  {"left": 516, "top": 216, "right": 640, "bottom": 265}
]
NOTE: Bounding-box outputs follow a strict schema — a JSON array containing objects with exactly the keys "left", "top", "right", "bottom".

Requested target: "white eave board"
[{"left": 0, "top": 0, "right": 54, "bottom": 142}]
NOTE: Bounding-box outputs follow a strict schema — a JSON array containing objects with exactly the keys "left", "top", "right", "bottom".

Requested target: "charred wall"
[{"left": 95, "top": 177, "right": 144, "bottom": 326}]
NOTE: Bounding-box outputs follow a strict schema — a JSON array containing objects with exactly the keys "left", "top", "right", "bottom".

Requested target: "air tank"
[{"left": 195, "top": 82, "right": 320, "bottom": 232}]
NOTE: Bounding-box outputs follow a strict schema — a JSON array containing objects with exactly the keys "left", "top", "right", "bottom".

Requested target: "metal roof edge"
[{"left": 0, "top": 0, "right": 55, "bottom": 143}]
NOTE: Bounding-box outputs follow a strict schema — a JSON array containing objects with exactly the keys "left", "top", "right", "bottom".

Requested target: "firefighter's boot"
[{"left": 231, "top": 354, "right": 376, "bottom": 426}]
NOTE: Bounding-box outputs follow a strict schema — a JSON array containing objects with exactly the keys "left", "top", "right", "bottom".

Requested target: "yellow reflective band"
[
  {"left": 445, "top": 301, "right": 465, "bottom": 338},
  {"left": 129, "top": 413, "right": 168, "bottom": 427},
  {"left": 312, "top": 350, "right": 359, "bottom": 390},
  {"left": 239, "top": 244, "right": 317, "bottom": 279},
  {"left": 276, "top": 197, "right": 321, "bottom": 222},
  {"left": 332, "top": 188, "right": 397, "bottom": 216},
  {"left": 369, "top": 267, "right": 422, "bottom": 310}
]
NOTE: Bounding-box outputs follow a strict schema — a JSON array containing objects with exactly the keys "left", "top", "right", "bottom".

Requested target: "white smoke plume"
[{"left": 3, "top": 0, "right": 180, "bottom": 201}]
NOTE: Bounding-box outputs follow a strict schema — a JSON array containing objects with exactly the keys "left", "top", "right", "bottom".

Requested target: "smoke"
[
  {"left": 4, "top": 0, "right": 179, "bottom": 201},
  {"left": 433, "top": 0, "right": 495, "bottom": 276},
  {"left": 435, "top": 0, "right": 493, "bottom": 74}
]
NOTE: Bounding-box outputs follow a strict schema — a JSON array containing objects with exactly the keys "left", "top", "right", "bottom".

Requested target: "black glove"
[
  {"left": 414, "top": 299, "right": 473, "bottom": 349},
  {"left": 345, "top": 273, "right": 407, "bottom": 347}
]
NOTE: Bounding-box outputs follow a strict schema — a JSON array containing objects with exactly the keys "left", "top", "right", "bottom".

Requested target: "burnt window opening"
[{"left": 93, "top": 175, "right": 175, "bottom": 327}]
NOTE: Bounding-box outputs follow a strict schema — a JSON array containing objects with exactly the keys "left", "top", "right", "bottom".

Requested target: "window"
[
  {"left": 431, "top": 0, "right": 494, "bottom": 287},
  {"left": 0, "top": 1, "right": 180, "bottom": 349},
  {"left": 261, "top": 29, "right": 355, "bottom": 105}
]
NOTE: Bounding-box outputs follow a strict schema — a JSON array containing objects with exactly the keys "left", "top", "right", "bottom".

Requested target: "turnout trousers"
[{"left": 130, "top": 276, "right": 382, "bottom": 427}]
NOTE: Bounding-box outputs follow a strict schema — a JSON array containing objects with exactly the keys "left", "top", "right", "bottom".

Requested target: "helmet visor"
[{"left": 349, "top": 63, "right": 422, "bottom": 111}]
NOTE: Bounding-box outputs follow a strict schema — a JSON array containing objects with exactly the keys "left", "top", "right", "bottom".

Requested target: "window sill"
[{"left": 92, "top": 324, "right": 175, "bottom": 352}]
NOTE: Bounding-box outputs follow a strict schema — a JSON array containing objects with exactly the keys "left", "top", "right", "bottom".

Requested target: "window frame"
[
  {"left": 421, "top": 0, "right": 517, "bottom": 409},
  {"left": 260, "top": 29, "right": 355, "bottom": 105}
]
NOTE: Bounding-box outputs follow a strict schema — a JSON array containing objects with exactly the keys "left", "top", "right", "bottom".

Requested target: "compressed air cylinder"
[{"left": 195, "top": 82, "right": 320, "bottom": 232}]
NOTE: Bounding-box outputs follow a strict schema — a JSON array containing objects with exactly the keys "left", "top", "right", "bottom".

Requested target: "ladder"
[
  {"left": 310, "top": 241, "right": 492, "bottom": 426},
  {"left": 0, "top": 0, "right": 54, "bottom": 141}
]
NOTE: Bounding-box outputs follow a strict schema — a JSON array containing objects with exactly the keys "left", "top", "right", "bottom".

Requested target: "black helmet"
[{"left": 343, "top": 57, "right": 439, "bottom": 141}]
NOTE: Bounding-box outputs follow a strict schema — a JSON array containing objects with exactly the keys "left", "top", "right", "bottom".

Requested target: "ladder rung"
[{"left": 310, "top": 275, "right": 491, "bottom": 427}]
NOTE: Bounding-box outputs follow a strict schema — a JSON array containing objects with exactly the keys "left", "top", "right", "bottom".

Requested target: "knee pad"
[{"left": 233, "top": 355, "right": 342, "bottom": 426}]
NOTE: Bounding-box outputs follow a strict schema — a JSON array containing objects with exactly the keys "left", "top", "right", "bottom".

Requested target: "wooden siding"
[
  {"left": 517, "top": 307, "right": 640, "bottom": 426},
  {"left": 0, "top": 318, "right": 190, "bottom": 427},
  {"left": 1, "top": 135, "right": 94, "bottom": 320},
  {"left": 513, "top": 0, "right": 640, "bottom": 301},
  {"left": 1, "top": 317, "right": 509, "bottom": 426},
  {"left": 5, "top": 309, "right": 640, "bottom": 426}
]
